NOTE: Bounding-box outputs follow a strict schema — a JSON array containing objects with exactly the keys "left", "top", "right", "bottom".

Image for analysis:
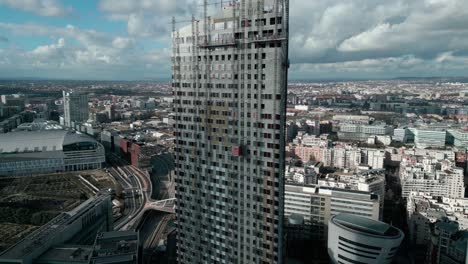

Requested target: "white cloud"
[
  {"left": 112, "top": 37, "right": 135, "bottom": 49},
  {"left": 31, "top": 37, "right": 65, "bottom": 56},
  {"left": 0, "top": 0, "right": 72, "bottom": 17},
  {"left": 0, "top": 23, "right": 169, "bottom": 79},
  {"left": 290, "top": 53, "right": 468, "bottom": 79},
  {"left": 1, "top": 0, "right": 468, "bottom": 79},
  {"left": 99, "top": 0, "right": 196, "bottom": 40},
  {"left": 290, "top": 0, "right": 468, "bottom": 64}
]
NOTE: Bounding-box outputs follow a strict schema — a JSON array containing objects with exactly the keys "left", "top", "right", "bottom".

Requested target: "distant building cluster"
[{"left": 284, "top": 78, "right": 468, "bottom": 263}]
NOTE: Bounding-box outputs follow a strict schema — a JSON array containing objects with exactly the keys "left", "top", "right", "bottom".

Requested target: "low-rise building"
[
  {"left": 91, "top": 231, "right": 139, "bottom": 264},
  {"left": 0, "top": 195, "right": 113, "bottom": 264},
  {"left": 338, "top": 123, "right": 394, "bottom": 142}
]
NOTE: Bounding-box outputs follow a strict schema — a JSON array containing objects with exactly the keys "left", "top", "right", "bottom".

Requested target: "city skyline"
[
  {"left": 0, "top": 0, "right": 467, "bottom": 80},
  {"left": 1, "top": 1, "right": 468, "bottom": 262}
]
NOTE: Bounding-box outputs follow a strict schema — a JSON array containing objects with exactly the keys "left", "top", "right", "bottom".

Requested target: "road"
[
  {"left": 108, "top": 163, "right": 175, "bottom": 231},
  {"left": 110, "top": 166, "right": 144, "bottom": 230}
]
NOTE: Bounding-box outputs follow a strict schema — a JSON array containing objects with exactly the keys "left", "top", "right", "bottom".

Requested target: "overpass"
[
  {"left": 112, "top": 165, "right": 176, "bottom": 231},
  {"left": 145, "top": 198, "right": 176, "bottom": 214}
]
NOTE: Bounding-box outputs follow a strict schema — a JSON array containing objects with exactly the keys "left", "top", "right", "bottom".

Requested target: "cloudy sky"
[{"left": 0, "top": 0, "right": 467, "bottom": 80}]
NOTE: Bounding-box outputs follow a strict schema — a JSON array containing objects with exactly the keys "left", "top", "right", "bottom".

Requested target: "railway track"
[{"left": 146, "top": 214, "right": 173, "bottom": 249}]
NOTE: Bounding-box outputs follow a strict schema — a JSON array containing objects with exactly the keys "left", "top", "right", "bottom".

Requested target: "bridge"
[
  {"left": 145, "top": 198, "right": 176, "bottom": 214},
  {"left": 111, "top": 164, "right": 176, "bottom": 231}
]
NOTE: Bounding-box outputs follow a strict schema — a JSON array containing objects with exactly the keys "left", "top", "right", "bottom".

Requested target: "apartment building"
[{"left": 172, "top": 0, "right": 289, "bottom": 263}]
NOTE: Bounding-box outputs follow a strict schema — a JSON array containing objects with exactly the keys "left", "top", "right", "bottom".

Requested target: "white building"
[
  {"left": 400, "top": 155, "right": 465, "bottom": 198},
  {"left": 294, "top": 105, "right": 309, "bottom": 111},
  {"left": 448, "top": 129, "right": 468, "bottom": 149},
  {"left": 332, "top": 147, "right": 361, "bottom": 170},
  {"left": 407, "top": 192, "right": 468, "bottom": 247},
  {"left": 318, "top": 169, "right": 386, "bottom": 218},
  {"left": 285, "top": 184, "right": 380, "bottom": 241},
  {"left": 361, "top": 148, "right": 386, "bottom": 169},
  {"left": 393, "top": 128, "right": 407, "bottom": 142},
  {"left": 0, "top": 194, "right": 113, "bottom": 264},
  {"left": 409, "top": 128, "right": 447, "bottom": 148},
  {"left": 0, "top": 130, "right": 105, "bottom": 176},
  {"left": 328, "top": 213, "right": 404, "bottom": 264},
  {"left": 332, "top": 115, "right": 370, "bottom": 124},
  {"left": 338, "top": 123, "right": 394, "bottom": 142},
  {"left": 63, "top": 90, "right": 89, "bottom": 128}
]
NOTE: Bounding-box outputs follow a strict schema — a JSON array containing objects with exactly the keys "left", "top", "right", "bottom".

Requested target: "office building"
[
  {"left": 105, "top": 104, "right": 116, "bottom": 121},
  {"left": 0, "top": 195, "right": 113, "bottom": 264},
  {"left": 0, "top": 130, "right": 105, "bottom": 176},
  {"left": 63, "top": 90, "right": 89, "bottom": 128},
  {"left": 327, "top": 214, "right": 404, "bottom": 264},
  {"left": 409, "top": 128, "right": 447, "bottom": 148},
  {"left": 393, "top": 127, "right": 416, "bottom": 143},
  {"left": 318, "top": 169, "right": 386, "bottom": 218},
  {"left": 337, "top": 123, "right": 393, "bottom": 142},
  {"left": 448, "top": 129, "right": 468, "bottom": 149},
  {"left": 34, "top": 231, "right": 139, "bottom": 264},
  {"left": 172, "top": 0, "right": 289, "bottom": 263},
  {"left": 284, "top": 184, "right": 380, "bottom": 241},
  {"left": 393, "top": 128, "right": 407, "bottom": 142},
  {"left": 332, "top": 115, "right": 370, "bottom": 125}
]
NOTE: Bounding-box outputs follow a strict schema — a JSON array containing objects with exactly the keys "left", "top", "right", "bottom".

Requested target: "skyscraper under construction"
[{"left": 172, "top": 0, "right": 289, "bottom": 263}]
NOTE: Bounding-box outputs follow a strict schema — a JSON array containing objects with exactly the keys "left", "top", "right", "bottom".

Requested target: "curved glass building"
[{"left": 0, "top": 130, "right": 105, "bottom": 176}]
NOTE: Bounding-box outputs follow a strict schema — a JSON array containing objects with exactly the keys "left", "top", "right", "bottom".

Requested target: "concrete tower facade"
[
  {"left": 63, "top": 90, "right": 89, "bottom": 127},
  {"left": 172, "top": 0, "right": 289, "bottom": 263}
]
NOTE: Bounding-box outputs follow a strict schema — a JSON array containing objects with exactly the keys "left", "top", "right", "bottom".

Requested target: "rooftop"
[
  {"left": 0, "top": 130, "right": 99, "bottom": 154},
  {"left": 332, "top": 213, "right": 402, "bottom": 238},
  {"left": 0, "top": 195, "right": 110, "bottom": 260},
  {"left": 36, "top": 245, "right": 93, "bottom": 263}
]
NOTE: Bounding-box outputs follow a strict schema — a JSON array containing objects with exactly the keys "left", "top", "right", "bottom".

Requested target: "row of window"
[
  {"left": 175, "top": 83, "right": 267, "bottom": 89},
  {"left": 175, "top": 91, "right": 279, "bottom": 100},
  {"left": 173, "top": 73, "right": 267, "bottom": 80}
]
